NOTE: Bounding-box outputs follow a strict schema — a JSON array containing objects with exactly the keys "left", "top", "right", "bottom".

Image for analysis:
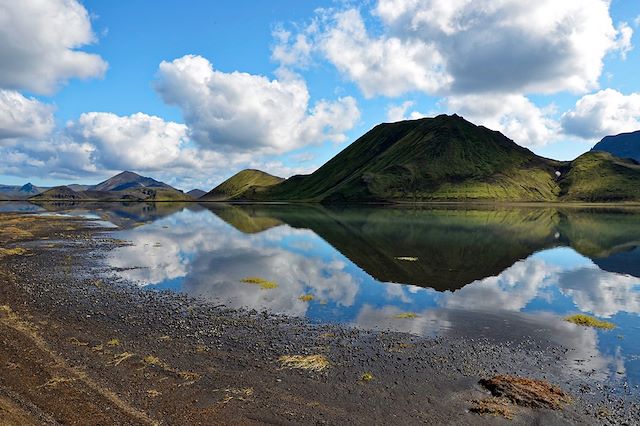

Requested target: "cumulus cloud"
[
  {"left": 66, "top": 112, "right": 190, "bottom": 171},
  {"left": 319, "top": 9, "right": 450, "bottom": 98},
  {"left": 278, "top": 1, "right": 631, "bottom": 98},
  {"left": 0, "top": 90, "right": 55, "bottom": 141},
  {"left": 0, "top": 0, "right": 108, "bottom": 95},
  {"left": 444, "top": 94, "right": 560, "bottom": 146},
  {"left": 155, "top": 55, "right": 360, "bottom": 154},
  {"left": 386, "top": 101, "right": 426, "bottom": 122},
  {"left": 0, "top": 108, "right": 320, "bottom": 189},
  {"left": 561, "top": 89, "right": 640, "bottom": 139}
]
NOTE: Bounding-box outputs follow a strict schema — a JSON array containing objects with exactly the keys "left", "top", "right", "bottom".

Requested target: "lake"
[{"left": 8, "top": 201, "right": 640, "bottom": 389}]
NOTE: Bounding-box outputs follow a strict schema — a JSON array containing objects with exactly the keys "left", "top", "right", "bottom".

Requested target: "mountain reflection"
[
  {"left": 205, "top": 204, "right": 640, "bottom": 287},
  {"left": 85, "top": 202, "right": 639, "bottom": 385}
]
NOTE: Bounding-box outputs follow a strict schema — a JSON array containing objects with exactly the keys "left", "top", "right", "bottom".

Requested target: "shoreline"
[{"left": 0, "top": 211, "right": 638, "bottom": 424}]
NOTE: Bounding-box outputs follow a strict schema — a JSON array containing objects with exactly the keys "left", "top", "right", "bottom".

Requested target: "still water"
[{"left": 12, "top": 202, "right": 640, "bottom": 387}]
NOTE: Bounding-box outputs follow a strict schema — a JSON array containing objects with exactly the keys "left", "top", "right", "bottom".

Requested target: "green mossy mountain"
[
  {"left": 207, "top": 114, "right": 640, "bottom": 203},
  {"left": 236, "top": 114, "right": 564, "bottom": 202},
  {"left": 558, "top": 151, "right": 640, "bottom": 202},
  {"left": 200, "top": 169, "right": 284, "bottom": 201}
]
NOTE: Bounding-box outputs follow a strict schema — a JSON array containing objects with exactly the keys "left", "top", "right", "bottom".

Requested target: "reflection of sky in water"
[{"left": 106, "top": 207, "right": 640, "bottom": 387}]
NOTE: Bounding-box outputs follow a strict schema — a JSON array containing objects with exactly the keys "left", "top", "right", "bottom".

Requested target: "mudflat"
[{"left": 0, "top": 212, "right": 637, "bottom": 425}]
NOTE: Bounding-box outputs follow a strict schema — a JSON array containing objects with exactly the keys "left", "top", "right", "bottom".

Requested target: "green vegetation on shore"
[{"left": 565, "top": 314, "right": 615, "bottom": 330}]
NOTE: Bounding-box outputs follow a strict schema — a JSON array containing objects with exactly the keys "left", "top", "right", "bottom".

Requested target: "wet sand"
[{"left": 0, "top": 212, "right": 638, "bottom": 425}]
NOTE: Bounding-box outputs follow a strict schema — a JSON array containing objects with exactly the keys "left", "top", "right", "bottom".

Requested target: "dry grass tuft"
[
  {"left": 106, "top": 338, "right": 121, "bottom": 347},
  {"left": 69, "top": 337, "right": 88, "bottom": 346},
  {"left": 0, "top": 247, "right": 27, "bottom": 257},
  {"left": 215, "top": 387, "right": 254, "bottom": 404},
  {"left": 109, "top": 352, "right": 135, "bottom": 366},
  {"left": 299, "top": 294, "right": 314, "bottom": 302},
  {"left": 479, "top": 375, "right": 572, "bottom": 410},
  {"left": 470, "top": 397, "right": 514, "bottom": 419},
  {"left": 38, "top": 376, "right": 75, "bottom": 389},
  {"left": 241, "top": 277, "right": 278, "bottom": 289},
  {"left": 565, "top": 314, "right": 615, "bottom": 330},
  {"left": 279, "top": 354, "right": 330, "bottom": 372},
  {"left": 147, "top": 390, "right": 162, "bottom": 398},
  {"left": 361, "top": 372, "right": 374, "bottom": 382},
  {"left": 394, "top": 312, "right": 418, "bottom": 319},
  {"left": 1, "top": 226, "right": 33, "bottom": 239},
  {"left": 143, "top": 355, "right": 167, "bottom": 368}
]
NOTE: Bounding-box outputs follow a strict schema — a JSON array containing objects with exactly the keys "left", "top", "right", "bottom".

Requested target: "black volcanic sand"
[{"left": 0, "top": 212, "right": 638, "bottom": 425}]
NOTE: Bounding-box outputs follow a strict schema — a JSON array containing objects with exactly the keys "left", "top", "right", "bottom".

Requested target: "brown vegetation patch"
[
  {"left": 279, "top": 355, "right": 330, "bottom": 372},
  {"left": 479, "top": 375, "right": 572, "bottom": 410},
  {"left": 470, "top": 397, "right": 514, "bottom": 420}
]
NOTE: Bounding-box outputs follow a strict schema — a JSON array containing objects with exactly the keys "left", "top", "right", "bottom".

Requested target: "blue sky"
[{"left": 1, "top": 0, "right": 639, "bottom": 190}]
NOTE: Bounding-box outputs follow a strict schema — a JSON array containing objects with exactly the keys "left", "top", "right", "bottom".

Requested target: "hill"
[
  {"left": 187, "top": 189, "right": 206, "bottom": 199},
  {"left": 236, "top": 115, "right": 564, "bottom": 202},
  {"left": 592, "top": 130, "right": 640, "bottom": 162},
  {"left": 32, "top": 186, "right": 89, "bottom": 201},
  {"left": 558, "top": 151, "right": 640, "bottom": 202},
  {"left": 200, "top": 169, "right": 284, "bottom": 201},
  {"left": 90, "top": 171, "right": 172, "bottom": 192}
]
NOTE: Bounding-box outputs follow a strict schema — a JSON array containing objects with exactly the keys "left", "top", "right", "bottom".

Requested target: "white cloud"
[
  {"left": 0, "top": 0, "right": 108, "bottom": 95},
  {"left": 0, "top": 90, "right": 55, "bottom": 141},
  {"left": 155, "top": 54, "right": 360, "bottom": 154},
  {"left": 374, "top": 0, "right": 631, "bottom": 95},
  {"left": 0, "top": 108, "right": 319, "bottom": 189},
  {"left": 278, "top": 1, "right": 631, "bottom": 98},
  {"left": 386, "top": 101, "right": 426, "bottom": 122},
  {"left": 444, "top": 94, "right": 559, "bottom": 146},
  {"left": 561, "top": 89, "right": 640, "bottom": 139},
  {"left": 67, "top": 112, "right": 190, "bottom": 171},
  {"left": 319, "top": 9, "right": 451, "bottom": 98}
]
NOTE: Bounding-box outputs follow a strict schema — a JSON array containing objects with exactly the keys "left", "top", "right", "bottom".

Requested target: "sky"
[{"left": 1, "top": 0, "right": 640, "bottom": 191}]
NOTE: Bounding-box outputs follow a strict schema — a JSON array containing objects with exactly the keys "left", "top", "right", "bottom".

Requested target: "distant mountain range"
[
  {"left": 592, "top": 130, "right": 640, "bottom": 162},
  {"left": 0, "top": 183, "right": 49, "bottom": 200},
  {"left": 210, "top": 114, "right": 640, "bottom": 203},
  {"left": 28, "top": 171, "right": 192, "bottom": 202},
  {"left": 3, "top": 115, "right": 640, "bottom": 204}
]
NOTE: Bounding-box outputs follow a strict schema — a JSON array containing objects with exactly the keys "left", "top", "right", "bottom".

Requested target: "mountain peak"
[{"left": 91, "top": 170, "right": 171, "bottom": 192}]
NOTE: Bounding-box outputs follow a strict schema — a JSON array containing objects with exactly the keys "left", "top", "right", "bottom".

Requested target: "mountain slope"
[
  {"left": 31, "top": 186, "right": 89, "bottom": 201},
  {"left": 187, "top": 189, "right": 206, "bottom": 199},
  {"left": 558, "top": 151, "right": 640, "bottom": 201},
  {"left": 200, "top": 169, "right": 284, "bottom": 201},
  {"left": 244, "top": 114, "right": 563, "bottom": 202},
  {"left": 91, "top": 171, "right": 172, "bottom": 192},
  {"left": 592, "top": 130, "right": 640, "bottom": 162}
]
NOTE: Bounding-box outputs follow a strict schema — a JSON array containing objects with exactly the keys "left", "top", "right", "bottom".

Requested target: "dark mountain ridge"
[{"left": 592, "top": 130, "right": 640, "bottom": 162}]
